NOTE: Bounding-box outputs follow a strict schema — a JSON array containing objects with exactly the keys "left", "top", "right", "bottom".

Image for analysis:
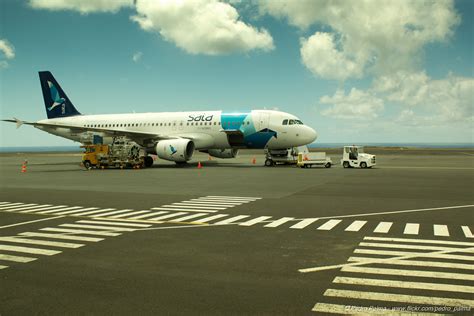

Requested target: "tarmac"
[{"left": 0, "top": 148, "right": 473, "bottom": 315}]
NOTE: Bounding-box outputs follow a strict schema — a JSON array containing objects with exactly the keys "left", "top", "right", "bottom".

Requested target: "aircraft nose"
[{"left": 306, "top": 126, "right": 318, "bottom": 143}]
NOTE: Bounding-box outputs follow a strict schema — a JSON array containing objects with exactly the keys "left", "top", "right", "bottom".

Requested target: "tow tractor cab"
[{"left": 341, "top": 146, "right": 376, "bottom": 168}]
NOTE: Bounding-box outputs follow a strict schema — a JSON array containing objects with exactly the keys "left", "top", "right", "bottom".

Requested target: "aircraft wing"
[{"left": 2, "top": 118, "right": 179, "bottom": 146}]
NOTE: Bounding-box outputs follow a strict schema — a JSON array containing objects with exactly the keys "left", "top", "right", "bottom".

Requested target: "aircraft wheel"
[{"left": 144, "top": 156, "right": 154, "bottom": 168}]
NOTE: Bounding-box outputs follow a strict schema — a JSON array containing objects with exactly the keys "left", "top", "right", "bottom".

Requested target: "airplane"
[{"left": 3, "top": 71, "right": 318, "bottom": 166}]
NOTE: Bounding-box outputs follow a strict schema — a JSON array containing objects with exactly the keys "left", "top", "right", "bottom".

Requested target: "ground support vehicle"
[
  {"left": 264, "top": 146, "right": 308, "bottom": 167},
  {"left": 297, "top": 152, "right": 332, "bottom": 168},
  {"left": 81, "top": 137, "right": 153, "bottom": 169},
  {"left": 341, "top": 146, "right": 376, "bottom": 168}
]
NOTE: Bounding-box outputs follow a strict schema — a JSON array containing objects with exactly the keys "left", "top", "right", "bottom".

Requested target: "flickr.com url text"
[{"left": 345, "top": 305, "right": 472, "bottom": 313}]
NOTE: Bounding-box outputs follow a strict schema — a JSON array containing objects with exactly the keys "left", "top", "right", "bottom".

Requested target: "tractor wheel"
[
  {"left": 343, "top": 161, "right": 350, "bottom": 168},
  {"left": 360, "top": 162, "right": 367, "bottom": 168}
]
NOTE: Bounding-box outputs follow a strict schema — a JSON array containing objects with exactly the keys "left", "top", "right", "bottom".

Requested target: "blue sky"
[{"left": 0, "top": 0, "right": 472, "bottom": 147}]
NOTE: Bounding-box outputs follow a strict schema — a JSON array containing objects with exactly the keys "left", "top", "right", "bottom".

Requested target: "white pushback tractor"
[{"left": 341, "top": 146, "right": 376, "bottom": 168}]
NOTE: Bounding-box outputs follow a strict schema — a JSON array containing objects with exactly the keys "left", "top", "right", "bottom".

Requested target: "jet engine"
[
  {"left": 155, "top": 139, "right": 195, "bottom": 162},
  {"left": 207, "top": 148, "right": 239, "bottom": 159}
]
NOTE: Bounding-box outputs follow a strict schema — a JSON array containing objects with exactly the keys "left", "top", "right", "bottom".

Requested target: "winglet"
[{"left": 14, "top": 117, "right": 24, "bottom": 129}]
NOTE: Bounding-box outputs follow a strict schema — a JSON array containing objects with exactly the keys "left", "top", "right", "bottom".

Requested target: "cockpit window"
[
  {"left": 282, "top": 119, "right": 288, "bottom": 125},
  {"left": 289, "top": 119, "right": 295, "bottom": 125},
  {"left": 295, "top": 120, "right": 303, "bottom": 125}
]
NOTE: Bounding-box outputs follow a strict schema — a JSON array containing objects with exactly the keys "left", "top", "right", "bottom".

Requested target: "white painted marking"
[
  {"left": 110, "top": 210, "right": 149, "bottom": 218},
  {"left": 151, "top": 207, "right": 217, "bottom": 213},
  {"left": 348, "top": 257, "right": 474, "bottom": 270},
  {"left": 0, "top": 202, "right": 11, "bottom": 205},
  {"left": 344, "top": 220, "right": 367, "bottom": 232},
  {"left": 0, "top": 216, "right": 64, "bottom": 230},
  {"left": 317, "top": 219, "right": 342, "bottom": 230},
  {"left": 3, "top": 204, "right": 44, "bottom": 212},
  {"left": 373, "top": 222, "right": 393, "bottom": 233},
  {"left": 192, "top": 214, "right": 228, "bottom": 223},
  {"left": 0, "top": 203, "right": 27, "bottom": 210},
  {"left": 0, "top": 253, "right": 37, "bottom": 263},
  {"left": 166, "top": 204, "right": 227, "bottom": 210},
  {"left": 3, "top": 204, "right": 39, "bottom": 211},
  {"left": 20, "top": 232, "right": 103, "bottom": 242},
  {"left": 88, "top": 209, "right": 133, "bottom": 217},
  {"left": 0, "top": 237, "right": 83, "bottom": 249},
  {"left": 70, "top": 208, "right": 116, "bottom": 216},
  {"left": 462, "top": 226, "right": 474, "bottom": 238},
  {"left": 359, "top": 242, "right": 473, "bottom": 252},
  {"left": 0, "top": 265, "right": 8, "bottom": 270},
  {"left": 42, "top": 227, "right": 121, "bottom": 237},
  {"left": 354, "top": 249, "right": 474, "bottom": 261},
  {"left": 433, "top": 224, "right": 450, "bottom": 237},
  {"left": 169, "top": 213, "right": 207, "bottom": 222},
  {"left": 147, "top": 212, "right": 188, "bottom": 221},
  {"left": 239, "top": 216, "right": 272, "bottom": 227},
  {"left": 264, "top": 217, "right": 294, "bottom": 228},
  {"left": 363, "top": 236, "right": 474, "bottom": 247},
  {"left": 404, "top": 223, "right": 419, "bottom": 235},
  {"left": 205, "top": 195, "right": 261, "bottom": 200},
  {"left": 214, "top": 215, "right": 250, "bottom": 225},
  {"left": 78, "top": 220, "right": 151, "bottom": 228},
  {"left": 129, "top": 211, "right": 165, "bottom": 220},
  {"left": 334, "top": 276, "right": 474, "bottom": 293},
  {"left": 55, "top": 207, "right": 99, "bottom": 215},
  {"left": 0, "top": 244, "right": 60, "bottom": 256},
  {"left": 59, "top": 224, "right": 135, "bottom": 232},
  {"left": 38, "top": 206, "right": 84, "bottom": 214},
  {"left": 20, "top": 205, "right": 68, "bottom": 213},
  {"left": 341, "top": 265, "right": 474, "bottom": 281},
  {"left": 10, "top": 204, "right": 55, "bottom": 212},
  {"left": 189, "top": 199, "right": 242, "bottom": 205},
  {"left": 290, "top": 218, "right": 318, "bottom": 229},
  {"left": 324, "top": 289, "right": 474, "bottom": 307}
]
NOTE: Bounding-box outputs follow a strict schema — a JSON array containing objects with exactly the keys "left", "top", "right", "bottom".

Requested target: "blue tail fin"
[{"left": 39, "top": 71, "right": 81, "bottom": 119}]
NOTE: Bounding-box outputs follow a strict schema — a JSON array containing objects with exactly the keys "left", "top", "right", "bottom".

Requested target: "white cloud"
[
  {"left": 28, "top": 0, "right": 132, "bottom": 14},
  {"left": 131, "top": 0, "right": 274, "bottom": 55},
  {"left": 260, "top": 0, "right": 460, "bottom": 80},
  {"left": 132, "top": 51, "right": 143, "bottom": 62},
  {"left": 320, "top": 88, "right": 384, "bottom": 120},
  {"left": 0, "top": 39, "right": 15, "bottom": 69}
]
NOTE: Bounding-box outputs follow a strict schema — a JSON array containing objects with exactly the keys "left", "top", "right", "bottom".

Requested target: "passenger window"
[{"left": 282, "top": 119, "right": 288, "bottom": 125}]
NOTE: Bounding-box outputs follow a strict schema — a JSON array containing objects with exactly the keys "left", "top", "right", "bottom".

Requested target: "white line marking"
[
  {"left": 129, "top": 211, "right": 165, "bottom": 220},
  {"left": 38, "top": 206, "right": 84, "bottom": 214},
  {"left": 19, "top": 232, "right": 104, "bottom": 242},
  {"left": 0, "top": 265, "right": 8, "bottom": 269},
  {"left": 88, "top": 209, "right": 133, "bottom": 217},
  {"left": 214, "top": 215, "right": 250, "bottom": 225},
  {"left": 20, "top": 205, "right": 67, "bottom": 213},
  {"left": 317, "top": 219, "right": 342, "bottom": 230},
  {"left": 334, "top": 276, "right": 474, "bottom": 293},
  {"left": 354, "top": 249, "right": 474, "bottom": 261},
  {"left": 264, "top": 217, "right": 294, "bottom": 228},
  {"left": 110, "top": 210, "right": 149, "bottom": 218},
  {"left": 59, "top": 224, "right": 135, "bottom": 232},
  {"left": 0, "top": 253, "right": 37, "bottom": 263},
  {"left": 0, "top": 244, "right": 60, "bottom": 256},
  {"left": 403, "top": 223, "right": 419, "bottom": 235},
  {"left": 168, "top": 213, "right": 207, "bottom": 222},
  {"left": 344, "top": 220, "right": 367, "bottom": 232},
  {"left": 0, "top": 237, "right": 83, "bottom": 248},
  {"left": 433, "top": 224, "right": 450, "bottom": 236},
  {"left": 69, "top": 208, "right": 115, "bottom": 216},
  {"left": 0, "top": 203, "right": 27, "bottom": 210},
  {"left": 462, "top": 226, "right": 474, "bottom": 238},
  {"left": 189, "top": 200, "right": 243, "bottom": 205},
  {"left": 324, "top": 289, "right": 474, "bottom": 307},
  {"left": 205, "top": 195, "right": 261, "bottom": 200},
  {"left": 79, "top": 220, "right": 151, "bottom": 228},
  {"left": 341, "top": 265, "right": 474, "bottom": 281},
  {"left": 3, "top": 204, "right": 39, "bottom": 211},
  {"left": 12, "top": 204, "right": 57, "bottom": 212},
  {"left": 373, "top": 222, "right": 393, "bottom": 234},
  {"left": 348, "top": 257, "right": 474, "bottom": 270},
  {"left": 55, "top": 207, "right": 99, "bottom": 215},
  {"left": 41, "top": 227, "right": 121, "bottom": 237},
  {"left": 239, "top": 216, "right": 272, "bottom": 227},
  {"left": 363, "top": 236, "right": 474, "bottom": 247},
  {"left": 192, "top": 214, "right": 228, "bottom": 223},
  {"left": 0, "top": 202, "right": 12, "bottom": 205},
  {"left": 167, "top": 203, "right": 227, "bottom": 210},
  {"left": 359, "top": 242, "right": 473, "bottom": 252},
  {"left": 147, "top": 212, "right": 188, "bottom": 221},
  {"left": 151, "top": 207, "right": 217, "bottom": 213},
  {"left": 0, "top": 216, "right": 65, "bottom": 230},
  {"left": 290, "top": 218, "right": 318, "bottom": 229},
  {"left": 311, "top": 303, "right": 442, "bottom": 315}
]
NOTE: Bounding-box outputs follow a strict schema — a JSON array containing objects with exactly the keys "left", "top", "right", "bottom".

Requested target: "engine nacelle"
[
  {"left": 207, "top": 148, "right": 239, "bottom": 159},
  {"left": 156, "top": 139, "right": 195, "bottom": 162}
]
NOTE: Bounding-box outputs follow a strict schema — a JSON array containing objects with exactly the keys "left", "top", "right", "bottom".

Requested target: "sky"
[{"left": 0, "top": 0, "right": 473, "bottom": 147}]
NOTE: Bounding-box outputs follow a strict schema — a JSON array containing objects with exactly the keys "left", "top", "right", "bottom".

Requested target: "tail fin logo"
[{"left": 47, "top": 81, "right": 66, "bottom": 111}]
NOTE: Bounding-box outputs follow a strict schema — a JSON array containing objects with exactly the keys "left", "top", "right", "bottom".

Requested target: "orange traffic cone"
[
  {"left": 197, "top": 161, "right": 202, "bottom": 169},
  {"left": 21, "top": 160, "right": 27, "bottom": 173},
  {"left": 252, "top": 157, "right": 256, "bottom": 164}
]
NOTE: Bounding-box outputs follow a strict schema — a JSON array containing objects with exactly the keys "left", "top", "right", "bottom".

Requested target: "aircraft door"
[{"left": 258, "top": 113, "right": 270, "bottom": 130}]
